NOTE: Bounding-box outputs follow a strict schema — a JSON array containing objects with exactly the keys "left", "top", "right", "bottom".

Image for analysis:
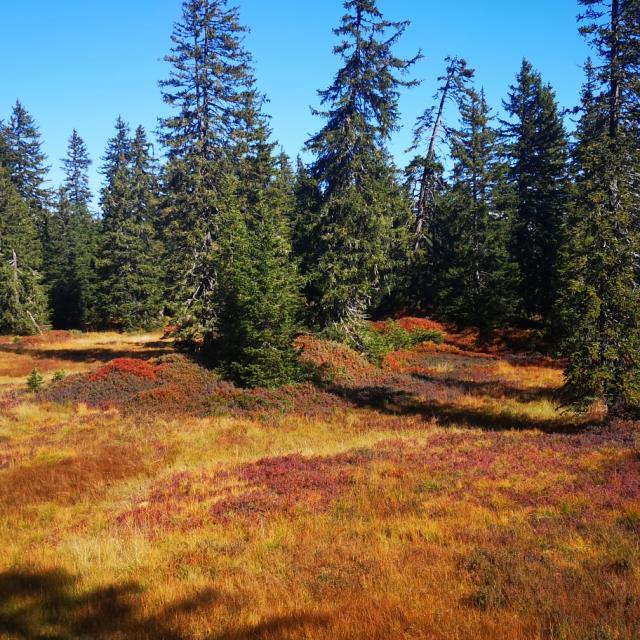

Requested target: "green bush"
[
  {"left": 26, "top": 368, "right": 44, "bottom": 393},
  {"left": 328, "top": 320, "right": 444, "bottom": 365},
  {"left": 360, "top": 321, "right": 443, "bottom": 365}
]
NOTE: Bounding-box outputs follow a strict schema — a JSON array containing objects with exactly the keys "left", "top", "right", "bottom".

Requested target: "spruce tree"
[
  {"left": 159, "top": 0, "right": 255, "bottom": 335},
  {"left": 62, "top": 130, "right": 92, "bottom": 207},
  {"left": 47, "top": 131, "right": 98, "bottom": 328},
  {"left": 407, "top": 57, "right": 474, "bottom": 251},
  {"left": 214, "top": 94, "right": 303, "bottom": 386},
  {"left": 0, "top": 101, "right": 51, "bottom": 246},
  {"left": 558, "top": 0, "right": 640, "bottom": 415},
  {"left": 97, "top": 121, "right": 163, "bottom": 329},
  {"left": 405, "top": 57, "right": 475, "bottom": 308},
  {"left": 433, "top": 89, "right": 520, "bottom": 327},
  {"left": 0, "top": 165, "right": 48, "bottom": 334},
  {"left": 302, "top": 0, "right": 420, "bottom": 330},
  {"left": 216, "top": 178, "right": 302, "bottom": 388},
  {"left": 501, "top": 60, "right": 569, "bottom": 319}
]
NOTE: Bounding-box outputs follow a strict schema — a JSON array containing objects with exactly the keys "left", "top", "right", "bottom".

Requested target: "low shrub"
[
  {"left": 360, "top": 321, "right": 444, "bottom": 365},
  {"left": 42, "top": 355, "right": 220, "bottom": 415},
  {"left": 295, "top": 335, "right": 380, "bottom": 387},
  {"left": 371, "top": 316, "right": 447, "bottom": 335},
  {"left": 26, "top": 369, "right": 44, "bottom": 393},
  {"left": 52, "top": 370, "right": 66, "bottom": 383},
  {"left": 21, "top": 330, "right": 73, "bottom": 347}
]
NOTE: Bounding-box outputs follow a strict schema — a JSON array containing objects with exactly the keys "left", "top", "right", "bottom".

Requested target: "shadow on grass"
[
  {"left": 0, "top": 343, "right": 172, "bottom": 365},
  {"left": 411, "top": 373, "right": 558, "bottom": 403},
  {"left": 336, "top": 384, "right": 598, "bottom": 434},
  {"left": 0, "top": 568, "right": 329, "bottom": 639}
]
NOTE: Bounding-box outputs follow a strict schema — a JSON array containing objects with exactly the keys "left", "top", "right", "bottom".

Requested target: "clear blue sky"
[{"left": 0, "top": 1, "right": 590, "bottom": 203}]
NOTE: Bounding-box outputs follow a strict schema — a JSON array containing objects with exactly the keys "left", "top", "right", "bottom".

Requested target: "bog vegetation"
[{"left": 0, "top": 326, "right": 638, "bottom": 638}]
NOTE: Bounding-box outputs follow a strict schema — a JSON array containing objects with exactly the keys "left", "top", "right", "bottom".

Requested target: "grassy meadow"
[{"left": 0, "top": 322, "right": 638, "bottom": 639}]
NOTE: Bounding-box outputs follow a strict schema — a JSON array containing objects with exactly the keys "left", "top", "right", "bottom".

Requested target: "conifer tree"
[
  {"left": 0, "top": 126, "right": 8, "bottom": 168},
  {"left": 407, "top": 57, "right": 474, "bottom": 251},
  {"left": 47, "top": 131, "right": 98, "bottom": 328},
  {"left": 0, "top": 165, "right": 48, "bottom": 334},
  {"left": 302, "top": 0, "right": 420, "bottom": 330},
  {"left": 216, "top": 176, "right": 302, "bottom": 388},
  {"left": 159, "top": 0, "right": 303, "bottom": 383},
  {"left": 97, "top": 120, "right": 163, "bottom": 329},
  {"left": 405, "top": 57, "right": 474, "bottom": 308},
  {"left": 0, "top": 101, "right": 51, "bottom": 244},
  {"left": 292, "top": 157, "right": 321, "bottom": 283},
  {"left": 62, "top": 130, "right": 92, "bottom": 208},
  {"left": 501, "top": 60, "right": 569, "bottom": 319},
  {"left": 558, "top": 0, "right": 640, "bottom": 415},
  {"left": 433, "top": 89, "right": 520, "bottom": 327},
  {"left": 213, "top": 96, "right": 303, "bottom": 386},
  {"left": 159, "top": 0, "right": 256, "bottom": 334}
]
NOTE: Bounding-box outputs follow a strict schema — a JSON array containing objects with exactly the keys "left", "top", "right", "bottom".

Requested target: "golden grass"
[{"left": 0, "top": 330, "right": 638, "bottom": 639}]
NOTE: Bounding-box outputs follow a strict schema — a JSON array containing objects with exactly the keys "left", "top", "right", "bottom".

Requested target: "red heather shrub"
[
  {"left": 117, "top": 452, "right": 361, "bottom": 532},
  {"left": 44, "top": 360, "right": 159, "bottom": 408},
  {"left": 2, "top": 330, "right": 73, "bottom": 348},
  {"left": 210, "top": 453, "right": 356, "bottom": 522},
  {"left": 382, "top": 341, "right": 498, "bottom": 373},
  {"left": 89, "top": 358, "right": 158, "bottom": 382},
  {"left": 396, "top": 317, "right": 446, "bottom": 334},
  {"left": 295, "top": 335, "right": 380, "bottom": 387},
  {"left": 43, "top": 355, "right": 222, "bottom": 414}
]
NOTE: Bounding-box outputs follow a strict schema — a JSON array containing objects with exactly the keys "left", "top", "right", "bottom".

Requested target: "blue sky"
[{"left": 0, "top": 1, "right": 590, "bottom": 202}]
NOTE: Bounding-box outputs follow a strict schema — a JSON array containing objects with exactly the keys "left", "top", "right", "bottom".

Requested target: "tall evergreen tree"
[
  {"left": 97, "top": 120, "right": 163, "bottom": 329},
  {"left": 212, "top": 85, "right": 304, "bottom": 386},
  {"left": 0, "top": 165, "right": 48, "bottom": 334},
  {"left": 0, "top": 101, "right": 51, "bottom": 244},
  {"left": 501, "top": 60, "right": 569, "bottom": 319},
  {"left": 159, "top": 0, "right": 256, "bottom": 334},
  {"left": 432, "top": 89, "right": 520, "bottom": 327},
  {"left": 47, "top": 131, "right": 98, "bottom": 328},
  {"left": 407, "top": 57, "right": 474, "bottom": 251},
  {"left": 216, "top": 154, "right": 303, "bottom": 387},
  {"left": 62, "top": 130, "right": 92, "bottom": 207},
  {"left": 405, "top": 57, "right": 475, "bottom": 308},
  {"left": 302, "top": 0, "right": 420, "bottom": 330},
  {"left": 558, "top": 0, "right": 640, "bottom": 415}
]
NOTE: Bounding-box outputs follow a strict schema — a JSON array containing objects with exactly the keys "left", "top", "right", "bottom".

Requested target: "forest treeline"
[{"left": 1, "top": 0, "right": 639, "bottom": 415}]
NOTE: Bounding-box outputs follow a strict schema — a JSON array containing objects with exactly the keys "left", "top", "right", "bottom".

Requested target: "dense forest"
[{"left": 1, "top": 0, "right": 639, "bottom": 416}]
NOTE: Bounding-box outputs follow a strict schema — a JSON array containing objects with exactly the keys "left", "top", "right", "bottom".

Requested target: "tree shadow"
[
  {"left": 0, "top": 568, "right": 329, "bottom": 640},
  {"left": 335, "top": 384, "right": 598, "bottom": 434},
  {"left": 410, "top": 372, "right": 558, "bottom": 403},
  {"left": 0, "top": 344, "right": 171, "bottom": 365}
]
